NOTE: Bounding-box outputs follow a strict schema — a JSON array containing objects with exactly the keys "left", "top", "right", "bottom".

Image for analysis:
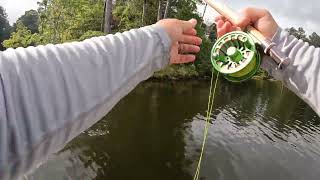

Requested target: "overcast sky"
[
  {"left": 199, "top": 0, "right": 320, "bottom": 33},
  {"left": 1, "top": 0, "right": 39, "bottom": 23},
  {"left": 1, "top": 0, "right": 319, "bottom": 33}
]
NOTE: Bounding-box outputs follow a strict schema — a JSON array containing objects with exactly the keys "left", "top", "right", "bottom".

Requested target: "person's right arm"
[{"left": 216, "top": 8, "right": 320, "bottom": 116}]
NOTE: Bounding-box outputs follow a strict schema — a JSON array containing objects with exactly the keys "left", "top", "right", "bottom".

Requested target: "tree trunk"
[
  {"left": 157, "top": 0, "right": 163, "bottom": 21},
  {"left": 142, "top": 0, "right": 147, "bottom": 25},
  {"left": 163, "top": 0, "right": 171, "bottom": 19},
  {"left": 200, "top": 3, "right": 208, "bottom": 26},
  {"left": 104, "top": 0, "right": 113, "bottom": 34},
  {"left": 202, "top": 3, "right": 208, "bottom": 19}
]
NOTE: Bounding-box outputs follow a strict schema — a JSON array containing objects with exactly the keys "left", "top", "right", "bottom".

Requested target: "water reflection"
[{"left": 28, "top": 80, "right": 320, "bottom": 180}]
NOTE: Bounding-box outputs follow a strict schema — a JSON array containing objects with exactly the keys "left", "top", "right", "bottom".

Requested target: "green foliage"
[
  {"left": 193, "top": 23, "right": 217, "bottom": 77},
  {"left": 113, "top": 0, "right": 158, "bottom": 31},
  {"left": 195, "top": 38, "right": 214, "bottom": 77},
  {"left": 287, "top": 27, "right": 309, "bottom": 42},
  {"left": 38, "top": 0, "right": 105, "bottom": 43},
  {"left": 153, "top": 64, "right": 199, "bottom": 79},
  {"left": 308, "top": 32, "right": 320, "bottom": 47},
  {"left": 287, "top": 27, "right": 320, "bottom": 47},
  {"left": 79, "top": 31, "right": 106, "bottom": 41},
  {"left": 0, "top": 6, "right": 12, "bottom": 50},
  {"left": 14, "top": 10, "right": 39, "bottom": 34},
  {"left": 113, "top": 2, "right": 142, "bottom": 31},
  {"left": 3, "top": 23, "right": 44, "bottom": 48}
]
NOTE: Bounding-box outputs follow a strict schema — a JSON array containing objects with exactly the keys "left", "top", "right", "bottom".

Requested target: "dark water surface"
[{"left": 28, "top": 80, "right": 320, "bottom": 180}]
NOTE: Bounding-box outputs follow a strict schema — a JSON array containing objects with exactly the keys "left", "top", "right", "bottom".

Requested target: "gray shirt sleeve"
[
  {"left": 0, "top": 24, "right": 171, "bottom": 179},
  {"left": 262, "top": 28, "right": 320, "bottom": 116}
]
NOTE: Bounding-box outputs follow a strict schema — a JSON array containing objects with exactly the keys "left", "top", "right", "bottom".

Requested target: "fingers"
[
  {"left": 216, "top": 17, "right": 239, "bottom": 38},
  {"left": 236, "top": 8, "right": 270, "bottom": 28},
  {"left": 179, "top": 35, "right": 202, "bottom": 45},
  {"left": 169, "top": 42, "right": 199, "bottom": 64},
  {"left": 184, "top": 28, "right": 197, "bottom": 36},
  {"left": 216, "top": 20, "right": 224, "bottom": 29},
  {"left": 179, "top": 44, "right": 200, "bottom": 54},
  {"left": 169, "top": 18, "right": 201, "bottom": 64},
  {"left": 217, "top": 21, "right": 238, "bottom": 38},
  {"left": 217, "top": 21, "right": 230, "bottom": 38},
  {"left": 214, "top": 15, "right": 226, "bottom": 22},
  {"left": 171, "top": 55, "right": 196, "bottom": 64},
  {"left": 180, "top": 19, "right": 197, "bottom": 32}
]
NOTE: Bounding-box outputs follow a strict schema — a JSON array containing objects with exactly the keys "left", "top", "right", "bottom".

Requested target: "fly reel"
[{"left": 211, "top": 31, "right": 261, "bottom": 82}]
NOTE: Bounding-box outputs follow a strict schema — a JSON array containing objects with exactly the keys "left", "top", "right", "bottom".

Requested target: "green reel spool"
[{"left": 211, "top": 31, "right": 261, "bottom": 82}]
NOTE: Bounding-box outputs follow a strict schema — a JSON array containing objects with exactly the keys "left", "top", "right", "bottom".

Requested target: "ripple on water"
[{"left": 187, "top": 102, "right": 320, "bottom": 180}]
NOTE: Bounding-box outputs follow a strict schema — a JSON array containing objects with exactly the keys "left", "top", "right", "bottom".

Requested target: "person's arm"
[
  {"left": 0, "top": 19, "right": 201, "bottom": 179},
  {"left": 261, "top": 28, "right": 320, "bottom": 115},
  {"left": 215, "top": 8, "right": 320, "bottom": 116}
]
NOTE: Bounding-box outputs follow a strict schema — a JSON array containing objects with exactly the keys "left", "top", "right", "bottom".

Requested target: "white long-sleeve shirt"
[
  {"left": 0, "top": 25, "right": 171, "bottom": 180},
  {"left": 0, "top": 24, "right": 319, "bottom": 179},
  {"left": 262, "top": 28, "right": 320, "bottom": 115}
]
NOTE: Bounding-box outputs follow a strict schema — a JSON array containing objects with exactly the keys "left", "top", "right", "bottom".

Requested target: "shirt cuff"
[
  {"left": 261, "top": 27, "right": 290, "bottom": 80},
  {"left": 147, "top": 24, "right": 172, "bottom": 70}
]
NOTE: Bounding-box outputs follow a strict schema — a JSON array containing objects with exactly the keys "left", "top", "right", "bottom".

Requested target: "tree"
[
  {"left": 104, "top": 0, "right": 113, "bottom": 34},
  {"left": 208, "top": 23, "right": 217, "bottom": 42},
  {"left": 163, "top": 0, "right": 171, "bottom": 18},
  {"left": 142, "top": 0, "right": 147, "bottom": 25},
  {"left": 3, "top": 23, "right": 43, "bottom": 48},
  {"left": 37, "top": 0, "right": 49, "bottom": 34},
  {"left": 0, "top": 6, "right": 12, "bottom": 50},
  {"left": 308, "top": 32, "right": 320, "bottom": 47},
  {"left": 287, "top": 27, "right": 320, "bottom": 47},
  {"left": 287, "top": 27, "right": 308, "bottom": 42},
  {"left": 37, "top": 0, "right": 105, "bottom": 43},
  {"left": 79, "top": 31, "right": 106, "bottom": 41},
  {"left": 113, "top": 0, "right": 158, "bottom": 31},
  {"left": 14, "top": 10, "right": 39, "bottom": 34},
  {"left": 157, "top": 0, "right": 163, "bottom": 21}
]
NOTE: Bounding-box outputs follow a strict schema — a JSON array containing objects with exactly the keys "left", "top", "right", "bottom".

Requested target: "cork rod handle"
[{"left": 203, "top": 0, "right": 267, "bottom": 42}]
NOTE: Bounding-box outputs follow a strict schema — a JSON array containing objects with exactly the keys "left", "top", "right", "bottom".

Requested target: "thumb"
[{"left": 181, "top": 18, "right": 197, "bottom": 32}]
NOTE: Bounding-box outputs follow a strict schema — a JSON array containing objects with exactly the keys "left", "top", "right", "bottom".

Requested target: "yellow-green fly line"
[{"left": 193, "top": 71, "right": 219, "bottom": 180}]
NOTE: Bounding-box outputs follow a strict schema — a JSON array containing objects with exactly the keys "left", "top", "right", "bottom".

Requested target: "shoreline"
[{"left": 148, "top": 75, "right": 276, "bottom": 82}]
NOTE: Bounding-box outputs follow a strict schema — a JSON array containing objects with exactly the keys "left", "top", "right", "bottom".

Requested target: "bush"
[
  {"left": 195, "top": 37, "right": 214, "bottom": 77},
  {"left": 79, "top": 31, "right": 106, "bottom": 41},
  {"left": 3, "top": 23, "right": 45, "bottom": 48},
  {"left": 153, "top": 64, "right": 199, "bottom": 80}
]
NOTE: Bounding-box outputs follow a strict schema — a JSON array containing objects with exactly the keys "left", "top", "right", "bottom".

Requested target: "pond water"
[{"left": 28, "top": 79, "right": 320, "bottom": 180}]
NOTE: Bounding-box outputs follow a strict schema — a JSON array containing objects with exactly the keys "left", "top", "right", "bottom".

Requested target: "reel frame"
[{"left": 211, "top": 31, "right": 262, "bottom": 82}]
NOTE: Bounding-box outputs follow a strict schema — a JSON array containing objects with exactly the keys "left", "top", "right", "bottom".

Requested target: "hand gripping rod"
[{"left": 204, "top": 0, "right": 290, "bottom": 68}]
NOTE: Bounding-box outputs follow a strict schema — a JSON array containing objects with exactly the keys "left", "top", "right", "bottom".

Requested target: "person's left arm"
[{"left": 0, "top": 19, "right": 201, "bottom": 179}]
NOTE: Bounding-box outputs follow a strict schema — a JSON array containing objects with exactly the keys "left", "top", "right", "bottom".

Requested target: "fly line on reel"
[{"left": 211, "top": 31, "right": 261, "bottom": 82}]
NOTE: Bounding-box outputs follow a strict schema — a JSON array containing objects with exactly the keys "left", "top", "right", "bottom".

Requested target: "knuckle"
[
  {"left": 180, "top": 44, "right": 186, "bottom": 51},
  {"left": 181, "top": 36, "right": 186, "bottom": 43}
]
